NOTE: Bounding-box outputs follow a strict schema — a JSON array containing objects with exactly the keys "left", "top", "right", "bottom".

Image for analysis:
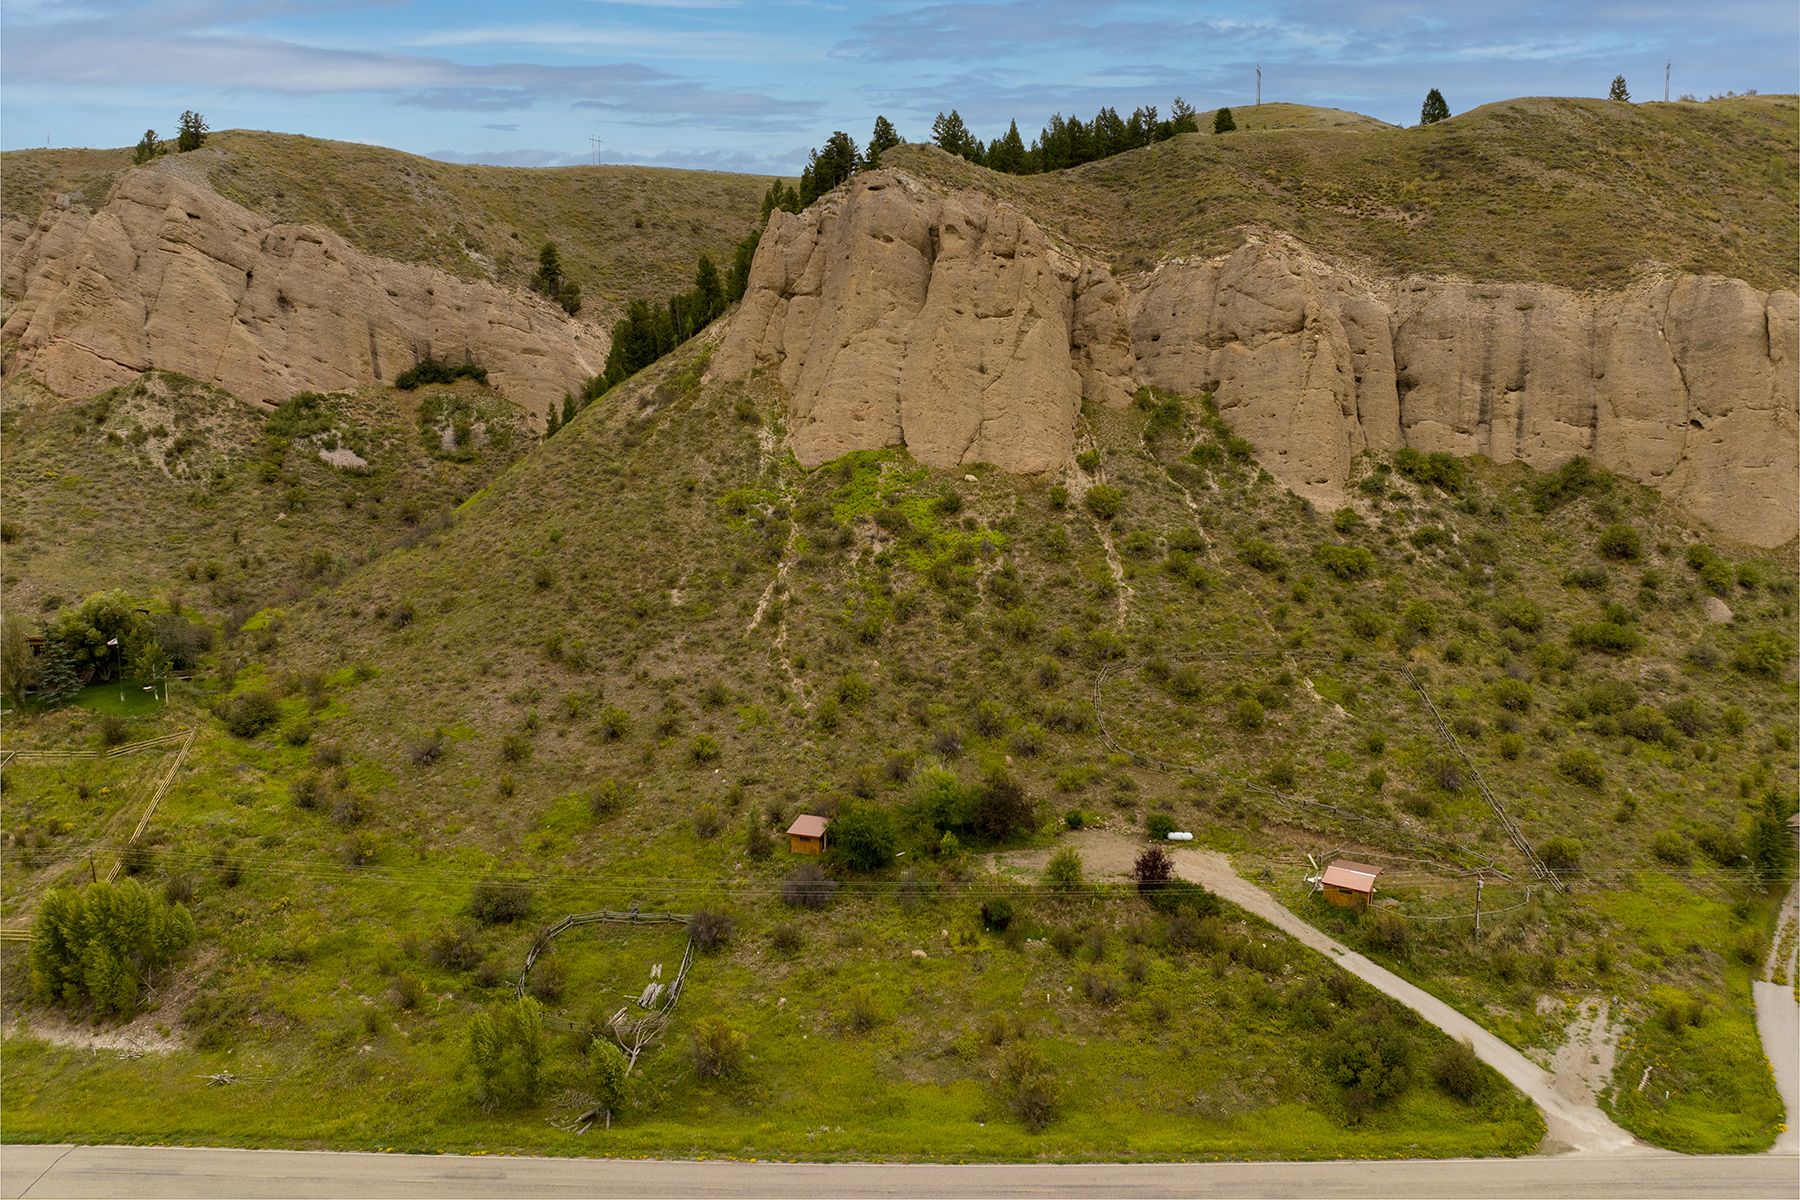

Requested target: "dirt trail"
[
  {"left": 996, "top": 831, "right": 1645, "bottom": 1156},
  {"left": 1753, "top": 846, "right": 1799, "bottom": 1155}
]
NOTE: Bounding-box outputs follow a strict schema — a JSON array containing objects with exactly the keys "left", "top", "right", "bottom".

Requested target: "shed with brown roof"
[
  {"left": 787, "top": 814, "right": 829, "bottom": 855},
  {"left": 1320, "top": 860, "right": 1383, "bottom": 910}
]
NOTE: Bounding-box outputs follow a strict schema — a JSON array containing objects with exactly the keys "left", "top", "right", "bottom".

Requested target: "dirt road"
[{"left": 997, "top": 832, "right": 1641, "bottom": 1154}]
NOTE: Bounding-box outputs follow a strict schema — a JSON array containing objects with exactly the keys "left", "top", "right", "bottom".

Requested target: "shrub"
[
  {"left": 743, "top": 814, "right": 773, "bottom": 860},
  {"left": 466, "top": 996, "right": 544, "bottom": 1110},
  {"left": 1316, "top": 543, "right": 1375, "bottom": 581},
  {"left": 1323, "top": 1005, "right": 1414, "bottom": 1118},
  {"left": 1490, "top": 678, "right": 1532, "bottom": 712},
  {"left": 1132, "top": 846, "right": 1174, "bottom": 891},
  {"left": 690, "top": 1017, "right": 746, "bottom": 1080},
  {"left": 1239, "top": 538, "right": 1284, "bottom": 573},
  {"left": 1571, "top": 619, "right": 1642, "bottom": 654},
  {"left": 1620, "top": 705, "right": 1674, "bottom": 746},
  {"left": 499, "top": 732, "right": 531, "bottom": 763},
  {"left": 1530, "top": 456, "right": 1606, "bottom": 511},
  {"left": 969, "top": 768, "right": 1036, "bottom": 843},
  {"left": 409, "top": 730, "right": 447, "bottom": 766},
  {"left": 1043, "top": 847, "right": 1084, "bottom": 891},
  {"left": 832, "top": 803, "right": 897, "bottom": 871},
  {"left": 1393, "top": 448, "right": 1468, "bottom": 494},
  {"left": 590, "top": 778, "right": 626, "bottom": 818},
  {"left": 30, "top": 879, "right": 195, "bottom": 1015},
  {"left": 1597, "top": 523, "right": 1642, "bottom": 561},
  {"left": 981, "top": 898, "right": 1015, "bottom": 931},
  {"left": 1497, "top": 733, "right": 1525, "bottom": 760},
  {"left": 845, "top": 985, "right": 883, "bottom": 1033},
  {"left": 216, "top": 690, "right": 280, "bottom": 737},
  {"left": 999, "top": 1042, "right": 1062, "bottom": 1131},
  {"left": 769, "top": 924, "right": 803, "bottom": 955},
  {"left": 1401, "top": 601, "right": 1437, "bottom": 636},
  {"left": 1556, "top": 749, "right": 1606, "bottom": 789},
  {"left": 1431, "top": 1038, "right": 1484, "bottom": 1102},
  {"left": 396, "top": 356, "right": 488, "bottom": 390},
  {"left": 1733, "top": 631, "right": 1795, "bottom": 677},
  {"left": 781, "top": 863, "right": 837, "bottom": 910},
  {"left": 1231, "top": 696, "right": 1266, "bottom": 731},
  {"left": 1146, "top": 811, "right": 1178, "bottom": 840},
  {"left": 1540, "top": 836, "right": 1583, "bottom": 873},
  {"left": 688, "top": 907, "right": 734, "bottom": 952},
  {"left": 598, "top": 706, "right": 631, "bottom": 740},
  {"left": 1660, "top": 697, "right": 1707, "bottom": 737},
  {"left": 98, "top": 714, "right": 131, "bottom": 747},
  {"left": 1651, "top": 830, "right": 1692, "bottom": 866},
  {"left": 1083, "top": 484, "right": 1123, "bottom": 520},
  {"left": 1494, "top": 598, "right": 1544, "bottom": 633},
  {"left": 690, "top": 734, "right": 721, "bottom": 764}
]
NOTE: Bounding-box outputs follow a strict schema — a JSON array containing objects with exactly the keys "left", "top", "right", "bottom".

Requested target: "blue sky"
[{"left": 2, "top": 1, "right": 1794, "bottom": 174}]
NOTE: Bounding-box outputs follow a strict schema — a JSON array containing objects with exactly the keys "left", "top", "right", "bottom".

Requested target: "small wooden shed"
[
  {"left": 1320, "top": 860, "right": 1383, "bottom": 910},
  {"left": 786, "top": 814, "right": 829, "bottom": 856}
]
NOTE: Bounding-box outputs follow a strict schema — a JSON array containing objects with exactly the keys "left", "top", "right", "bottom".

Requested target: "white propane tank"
[{"left": 1166, "top": 831, "right": 1194, "bottom": 842}]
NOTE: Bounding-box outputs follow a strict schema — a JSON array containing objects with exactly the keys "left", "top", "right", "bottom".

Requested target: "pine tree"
[
  {"left": 561, "top": 393, "right": 577, "bottom": 426},
  {"left": 556, "top": 279, "right": 581, "bottom": 315},
  {"left": 176, "top": 110, "right": 208, "bottom": 153},
  {"left": 545, "top": 405, "right": 560, "bottom": 437},
  {"left": 132, "top": 130, "right": 162, "bottom": 166},
  {"left": 531, "top": 243, "right": 564, "bottom": 297},
  {"left": 34, "top": 638, "right": 80, "bottom": 709},
  {"left": 931, "top": 110, "right": 976, "bottom": 160},
  {"left": 1608, "top": 75, "right": 1631, "bottom": 102},
  {"left": 865, "top": 115, "right": 901, "bottom": 169},
  {"left": 694, "top": 255, "right": 723, "bottom": 321},
  {"left": 1420, "top": 89, "right": 1450, "bottom": 125},
  {"left": 1169, "top": 97, "right": 1199, "bottom": 135},
  {"left": 988, "top": 120, "right": 1027, "bottom": 174},
  {"left": 1213, "top": 107, "right": 1236, "bottom": 134}
]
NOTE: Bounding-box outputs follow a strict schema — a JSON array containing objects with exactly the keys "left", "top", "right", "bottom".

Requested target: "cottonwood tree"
[{"left": 1420, "top": 88, "right": 1450, "bottom": 125}]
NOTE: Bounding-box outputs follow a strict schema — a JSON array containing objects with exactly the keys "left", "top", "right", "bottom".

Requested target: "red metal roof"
[
  {"left": 1321, "top": 860, "right": 1382, "bottom": 893},
  {"left": 787, "top": 814, "right": 829, "bottom": 839}
]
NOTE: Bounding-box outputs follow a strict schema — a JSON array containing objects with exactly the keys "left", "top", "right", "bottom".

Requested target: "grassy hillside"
[
  {"left": 891, "top": 95, "right": 1800, "bottom": 287},
  {"left": 0, "top": 373, "right": 530, "bottom": 621},
  {"left": 3, "top": 337, "right": 1791, "bottom": 1155},
  {"left": 1, "top": 131, "right": 777, "bottom": 310}
]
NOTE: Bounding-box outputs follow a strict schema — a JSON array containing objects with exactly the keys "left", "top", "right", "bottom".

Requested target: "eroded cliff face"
[
  {"left": 1, "top": 165, "right": 605, "bottom": 414},
  {"left": 714, "top": 172, "right": 1084, "bottom": 474},
  {"left": 717, "top": 171, "right": 1798, "bottom": 547}
]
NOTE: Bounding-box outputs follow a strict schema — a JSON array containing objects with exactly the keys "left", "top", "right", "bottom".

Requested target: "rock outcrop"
[
  {"left": 1, "top": 165, "right": 604, "bottom": 414},
  {"left": 715, "top": 172, "right": 1083, "bottom": 474},
  {"left": 717, "top": 173, "right": 1798, "bottom": 547}
]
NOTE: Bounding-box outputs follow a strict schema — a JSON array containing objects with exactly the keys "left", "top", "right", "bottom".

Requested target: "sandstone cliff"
[
  {"left": 717, "top": 170, "right": 1799, "bottom": 547},
  {"left": 1, "top": 163, "right": 605, "bottom": 414}
]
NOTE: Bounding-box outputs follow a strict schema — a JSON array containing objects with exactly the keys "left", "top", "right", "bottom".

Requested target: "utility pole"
[
  {"left": 1256, "top": 63, "right": 1262, "bottom": 107},
  {"left": 590, "top": 135, "right": 602, "bottom": 166},
  {"left": 1664, "top": 61, "right": 1671, "bottom": 103},
  {"left": 1474, "top": 875, "right": 1484, "bottom": 940}
]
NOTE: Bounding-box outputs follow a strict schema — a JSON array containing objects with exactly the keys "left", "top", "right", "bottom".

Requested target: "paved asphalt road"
[{"left": 4, "top": 1144, "right": 1798, "bottom": 1199}]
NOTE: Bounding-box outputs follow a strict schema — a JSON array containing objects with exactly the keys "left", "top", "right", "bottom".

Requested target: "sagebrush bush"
[{"left": 471, "top": 879, "right": 532, "bottom": 925}]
